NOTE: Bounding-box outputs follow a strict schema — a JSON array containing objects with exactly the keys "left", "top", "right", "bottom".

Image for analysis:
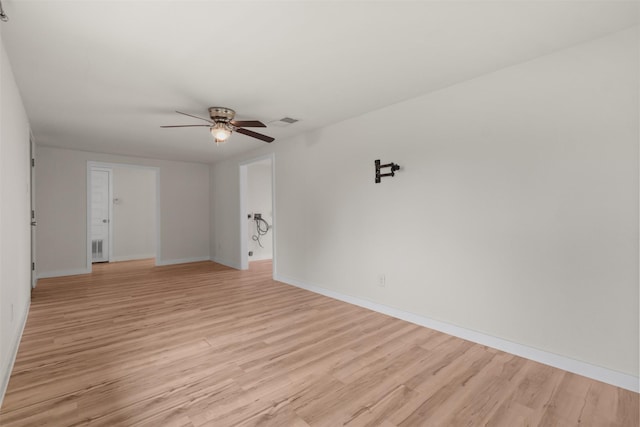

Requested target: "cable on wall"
[
  {"left": 251, "top": 213, "right": 270, "bottom": 248},
  {"left": 0, "top": 0, "right": 8, "bottom": 22}
]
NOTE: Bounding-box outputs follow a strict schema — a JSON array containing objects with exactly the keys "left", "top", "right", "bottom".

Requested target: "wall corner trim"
[
  {"left": 274, "top": 274, "right": 639, "bottom": 393},
  {"left": 0, "top": 299, "right": 30, "bottom": 409}
]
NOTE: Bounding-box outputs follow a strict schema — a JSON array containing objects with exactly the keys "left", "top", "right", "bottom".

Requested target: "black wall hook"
[{"left": 375, "top": 159, "right": 401, "bottom": 183}]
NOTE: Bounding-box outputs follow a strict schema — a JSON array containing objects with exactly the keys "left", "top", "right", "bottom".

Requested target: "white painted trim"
[
  {"left": 111, "top": 254, "right": 156, "bottom": 262},
  {"left": 155, "top": 256, "right": 211, "bottom": 266},
  {"left": 30, "top": 136, "right": 37, "bottom": 289},
  {"left": 37, "top": 268, "right": 91, "bottom": 279},
  {"left": 154, "top": 168, "right": 161, "bottom": 265},
  {"left": 239, "top": 163, "right": 248, "bottom": 270},
  {"left": 275, "top": 273, "right": 640, "bottom": 393},
  {"left": 270, "top": 154, "right": 277, "bottom": 280},
  {"left": 108, "top": 169, "right": 113, "bottom": 262},
  {"left": 0, "top": 300, "right": 30, "bottom": 409},
  {"left": 87, "top": 161, "right": 161, "bottom": 269},
  {"left": 86, "top": 165, "right": 92, "bottom": 271}
]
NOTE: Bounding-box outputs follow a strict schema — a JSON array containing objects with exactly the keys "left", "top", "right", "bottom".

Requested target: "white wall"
[
  {"left": 247, "top": 161, "right": 273, "bottom": 260},
  {"left": 0, "top": 35, "right": 31, "bottom": 405},
  {"left": 36, "top": 146, "right": 210, "bottom": 276},
  {"left": 210, "top": 158, "right": 241, "bottom": 268},
  {"left": 210, "top": 28, "right": 639, "bottom": 381},
  {"left": 111, "top": 166, "right": 156, "bottom": 262}
]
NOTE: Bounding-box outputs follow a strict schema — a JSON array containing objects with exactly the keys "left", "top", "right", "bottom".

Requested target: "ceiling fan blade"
[
  {"left": 175, "top": 110, "right": 214, "bottom": 124},
  {"left": 230, "top": 120, "right": 266, "bottom": 128},
  {"left": 161, "top": 125, "right": 211, "bottom": 128},
  {"left": 236, "top": 127, "right": 274, "bottom": 143}
]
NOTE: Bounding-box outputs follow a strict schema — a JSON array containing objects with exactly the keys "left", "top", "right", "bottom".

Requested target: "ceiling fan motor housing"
[{"left": 208, "top": 107, "right": 235, "bottom": 122}]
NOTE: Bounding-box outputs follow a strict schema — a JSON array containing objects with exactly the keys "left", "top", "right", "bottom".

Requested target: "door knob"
[{"left": 31, "top": 221, "right": 37, "bottom": 226}]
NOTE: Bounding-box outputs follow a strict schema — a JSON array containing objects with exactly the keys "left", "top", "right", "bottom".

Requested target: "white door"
[
  {"left": 30, "top": 138, "right": 37, "bottom": 288},
  {"left": 91, "top": 169, "right": 111, "bottom": 262}
]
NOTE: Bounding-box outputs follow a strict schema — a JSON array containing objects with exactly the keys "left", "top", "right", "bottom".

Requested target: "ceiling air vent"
[{"left": 269, "top": 117, "right": 299, "bottom": 127}]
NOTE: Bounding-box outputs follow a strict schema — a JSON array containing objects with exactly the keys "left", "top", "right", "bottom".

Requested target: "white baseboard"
[
  {"left": 210, "top": 256, "right": 241, "bottom": 270},
  {"left": 155, "top": 256, "right": 211, "bottom": 266},
  {"left": 39, "top": 257, "right": 215, "bottom": 276},
  {"left": 275, "top": 274, "right": 639, "bottom": 393},
  {"left": 0, "top": 299, "right": 30, "bottom": 409},
  {"left": 37, "top": 267, "right": 91, "bottom": 279},
  {"left": 111, "top": 254, "right": 155, "bottom": 262}
]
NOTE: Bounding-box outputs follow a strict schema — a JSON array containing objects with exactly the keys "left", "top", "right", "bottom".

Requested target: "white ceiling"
[{"left": 2, "top": 1, "right": 638, "bottom": 164}]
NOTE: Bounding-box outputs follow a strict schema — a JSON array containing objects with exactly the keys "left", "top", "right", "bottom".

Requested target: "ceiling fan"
[{"left": 161, "top": 107, "right": 274, "bottom": 144}]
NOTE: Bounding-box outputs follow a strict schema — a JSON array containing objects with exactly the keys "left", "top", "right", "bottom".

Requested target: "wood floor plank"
[{"left": 1, "top": 259, "right": 637, "bottom": 426}]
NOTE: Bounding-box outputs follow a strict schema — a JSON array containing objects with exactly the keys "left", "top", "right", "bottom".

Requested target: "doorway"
[
  {"left": 30, "top": 137, "right": 37, "bottom": 288},
  {"left": 239, "top": 154, "right": 275, "bottom": 275},
  {"left": 87, "top": 162, "right": 160, "bottom": 271},
  {"left": 90, "top": 168, "right": 112, "bottom": 263}
]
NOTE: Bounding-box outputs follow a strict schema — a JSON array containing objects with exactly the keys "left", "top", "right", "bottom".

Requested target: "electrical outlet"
[{"left": 377, "top": 274, "right": 386, "bottom": 288}]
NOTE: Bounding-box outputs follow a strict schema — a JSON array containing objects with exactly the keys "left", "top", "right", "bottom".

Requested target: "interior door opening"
[
  {"left": 30, "top": 137, "right": 37, "bottom": 288},
  {"left": 87, "top": 162, "right": 160, "bottom": 271},
  {"left": 239, "top": 154, "right": 275, "bottom": 276},
  {"left": 90, "top": 168, "right": 112, "bottom": 263}
]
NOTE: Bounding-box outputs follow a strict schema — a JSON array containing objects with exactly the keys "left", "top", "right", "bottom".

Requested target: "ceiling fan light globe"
[{"left": 211, "top": 126, "right": 231, "bottom": 142}]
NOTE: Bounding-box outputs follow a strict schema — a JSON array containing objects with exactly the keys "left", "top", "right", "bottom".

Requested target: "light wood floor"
[{"left": 1, "top": 260, "right": 637, "bottom": 426}]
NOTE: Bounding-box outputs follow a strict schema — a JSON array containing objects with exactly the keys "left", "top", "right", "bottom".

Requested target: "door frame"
[
  {"left": 30, "top": 135, "right": 36, "bottom": 289},
  {"left": 89, "top": 166, "right": 113, "bottom": 263},
  {"left": 239, "top": 153, "right": 276, "bottom": 277},
  {"left": 86, "top": 161, "right": 161, "bottom": 272}
]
